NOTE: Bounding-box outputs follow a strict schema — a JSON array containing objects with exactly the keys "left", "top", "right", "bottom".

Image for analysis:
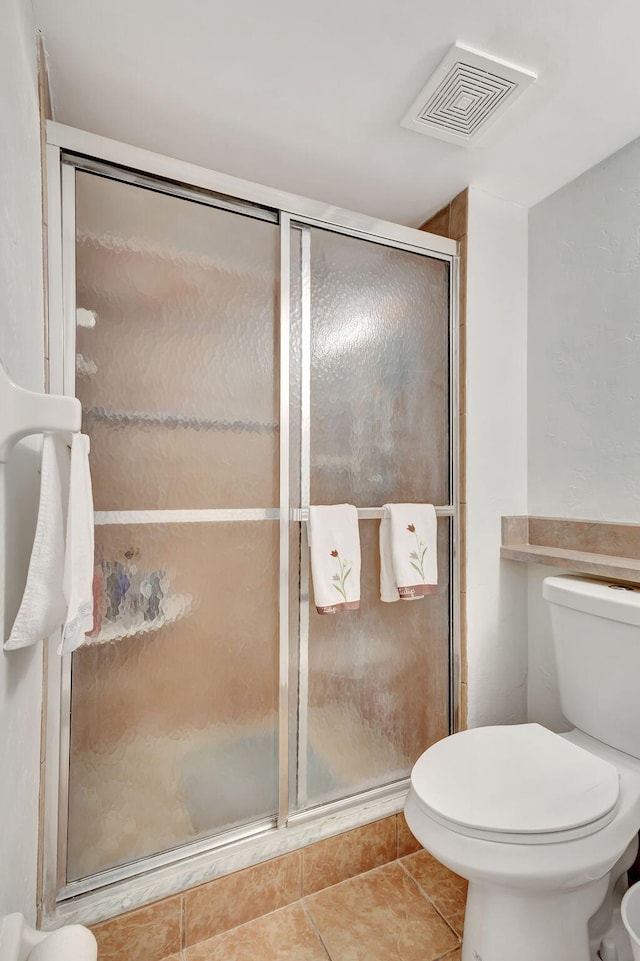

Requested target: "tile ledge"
[{"left": 500, "top": 543, "right": 640, "bottom": 584}]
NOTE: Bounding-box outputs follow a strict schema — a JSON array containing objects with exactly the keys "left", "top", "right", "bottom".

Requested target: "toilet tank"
[{"left": 543, "top": 575, "right": 640, "bottom": 759}]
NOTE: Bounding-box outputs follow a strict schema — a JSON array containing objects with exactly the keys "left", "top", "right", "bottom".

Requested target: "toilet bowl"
[
  {"left": 406, "top": 726, "right": 640, "bottom": 961},
  {"left": 406, "top": 576, "right": 640, "bottom": 961}
]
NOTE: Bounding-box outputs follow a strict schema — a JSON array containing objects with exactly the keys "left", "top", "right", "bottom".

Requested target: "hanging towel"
[
  {"left": 59, "top": 433, "right": 95, "bottom": 654},
  {"left": 379, "top": 504, "right": 438, "bottom": 602},
  {"left": 5, "top": 435, "right": 69, "bottom": 649},
  {"left": 308, "top": 504, "right": 361, "bottom": 614}
]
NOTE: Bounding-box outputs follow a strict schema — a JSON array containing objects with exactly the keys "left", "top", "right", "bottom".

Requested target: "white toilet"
[
  {"left": 405, "top": 575, "right": 640, "bottom": 961},
  {"left": 0, "top": 914, "right": 96, "bottom": 961}
]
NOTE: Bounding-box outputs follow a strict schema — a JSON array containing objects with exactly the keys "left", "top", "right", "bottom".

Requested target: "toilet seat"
[{"left": 410, "top": 723, "right": 620, "bottom": 844}]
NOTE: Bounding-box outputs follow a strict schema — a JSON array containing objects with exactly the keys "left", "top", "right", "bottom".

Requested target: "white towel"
[
  {"left": 4, "top": 433, "right": 95, "bottom": 653},
  {"left": 5, "top": 435, "right": 69, "bottom": 649},
  {"left": 59, "top": 433, "right": 95, "bottom": 654},
  {"left": 379, "top": 504, "right": 438, "bottom": 602},
  {"left": 308, "top": 505, "right": 361, "bottom": 614}
]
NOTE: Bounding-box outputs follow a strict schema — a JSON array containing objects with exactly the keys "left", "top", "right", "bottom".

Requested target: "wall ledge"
[{"left": 501, "top": 515, "right": 640, "bottom": 584}]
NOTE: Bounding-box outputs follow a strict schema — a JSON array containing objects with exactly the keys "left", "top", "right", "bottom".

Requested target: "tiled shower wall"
[{"left": 91, "top": 814, "right": 422, "bottom": 961}]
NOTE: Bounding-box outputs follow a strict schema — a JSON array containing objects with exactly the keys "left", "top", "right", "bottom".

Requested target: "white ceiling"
[{"left": 34, "top": 0, "right": 640, "bottom": 226}]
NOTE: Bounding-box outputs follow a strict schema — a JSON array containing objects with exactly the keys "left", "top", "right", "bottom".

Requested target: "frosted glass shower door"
[
  {"left": 67, "top": 171, "right": 281, "bottom": 881},
  {"left": 58, "top": 161, "right": 454, "bottom": 893},
  {"left": 296, "top": 226, "right": 451, "bottom": 811}
]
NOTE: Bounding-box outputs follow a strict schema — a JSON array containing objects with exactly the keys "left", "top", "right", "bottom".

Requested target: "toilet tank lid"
[
  {"left": 411, "top": 723, "right": 620, "bottom": 837},
  {"left": 543, "top": 575, "right": 640, "bottom": 626}
]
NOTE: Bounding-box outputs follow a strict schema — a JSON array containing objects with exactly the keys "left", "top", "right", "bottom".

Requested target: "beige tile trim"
[{"left": 501, "top": 515, "right": 640, "bottom": 584}]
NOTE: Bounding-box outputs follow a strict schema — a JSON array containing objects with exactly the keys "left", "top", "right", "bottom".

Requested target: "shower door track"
[{"left": 41, "top": 122, "right": 460, "bottom": 927}]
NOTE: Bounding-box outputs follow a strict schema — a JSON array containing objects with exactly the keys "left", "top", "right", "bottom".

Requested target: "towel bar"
[
  {"left": 0, "top": 362, "right": 81, "bottom": 462},
  {"left": 292, "top": 506, "right": 454, "bottom": 521}
]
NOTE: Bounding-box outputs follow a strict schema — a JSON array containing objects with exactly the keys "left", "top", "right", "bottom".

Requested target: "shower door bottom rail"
[{"left": 55, "top": 776, "right": 411, "bottom": 904}]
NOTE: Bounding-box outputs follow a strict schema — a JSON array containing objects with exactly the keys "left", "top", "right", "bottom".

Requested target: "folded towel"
[
  {"left": 5, "top": 435, "right": 69, "bottom": 649},
  {"left": 308, "top": 505, "right": 361, "bottom": 614},
  {"left": 60, "top": 433, "right": 95, "bottom": 654},
  {"left": 379, "top": 504, "right": 438, "bottom": 602}
]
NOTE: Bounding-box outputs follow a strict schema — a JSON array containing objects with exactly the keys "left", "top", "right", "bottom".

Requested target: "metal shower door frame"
[{"left": 41, "top": 122, "right": 459, "bottom": 927}]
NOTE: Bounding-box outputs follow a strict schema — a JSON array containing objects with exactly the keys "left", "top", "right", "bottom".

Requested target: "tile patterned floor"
[{"left": 176, "top": 852, "right": 467, "bottom": 961}]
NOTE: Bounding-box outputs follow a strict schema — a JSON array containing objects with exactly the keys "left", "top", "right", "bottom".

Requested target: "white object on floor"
[
  {"left": 308, "top": 504, "right": 361, "bottom": 614},
  {"left": 379, "top": 503, "right": 437, "bottom": 602},
  {"left": 5, "top": 436, "right": 69, "bottom": 650},
  {"left": 405, "top": 575, "right": 640, "bottom": 961},
  {"left": 0, "top": 914, "right": 96, "bottom": 961},
  {"left": 60, "top": 433, "right": 95, "bottom": 654},
  {"left": 622, "top": 881, "right": 640, "bottom": 961}
]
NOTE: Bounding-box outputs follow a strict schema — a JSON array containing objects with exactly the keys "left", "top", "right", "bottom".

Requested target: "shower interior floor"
[
  {"left": 70, "top": 709, "right": 411, "bottom": 880},
  {"left": 162, "top": 850, "right": 464, "bottom": 961}
]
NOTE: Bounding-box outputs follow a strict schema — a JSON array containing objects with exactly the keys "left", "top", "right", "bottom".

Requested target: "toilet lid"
[{"left": 411, "top": 724, "right": 620, "bottom": 840}]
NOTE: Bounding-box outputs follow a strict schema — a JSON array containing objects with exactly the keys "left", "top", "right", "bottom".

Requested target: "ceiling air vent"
[{"left": 401, "top": 42, "right": 536, "bottom": 147}]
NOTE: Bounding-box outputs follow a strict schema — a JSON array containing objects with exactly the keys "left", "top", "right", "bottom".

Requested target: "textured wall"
[
  {"left": 0, "top": 0, "right": 45, "bottom": 923},
  {"left": 528, "top": 136, "right": 640, "bottom": 522},
  {"left": 465, "top": 188, "right": 529, "bottom": 728},
  {"left": 527, "top": 136, "right": 640, "bottom": 728}
]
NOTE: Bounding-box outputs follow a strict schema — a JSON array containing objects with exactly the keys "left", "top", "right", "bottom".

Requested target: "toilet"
[
  {"left": 405, "top": 575, "right": 640, "bottom": 961},
  {"left": 0, "top": 914, "right": 96, "bottom": 961}
]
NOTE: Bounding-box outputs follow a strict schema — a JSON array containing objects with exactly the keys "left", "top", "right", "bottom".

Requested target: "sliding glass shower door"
[
  {"left": 68, "top": 171, "right": 281, "bottom": 880},
  {"left": 60, "top": 161, "right": 453, "bottom": 891},
  {"left": 293, "top": 226, "right": 451, "bottom": 812}
]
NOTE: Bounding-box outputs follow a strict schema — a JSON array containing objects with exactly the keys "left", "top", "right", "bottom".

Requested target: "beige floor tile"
[
  {"left": 397, "top": 813, "right": 422, "bottom": 858},
  {"left": 305, "top": 861, "right": 459, "bottom": 961},
  {"left": 184, "top": 902, "right": 328, "bottom": 961},
  {"left": 90, "top": 896, "right": 182, "bottom": 961},
  {"left": 184, "top": 851, "right": 301, "bottom": 945},
  {"left": 401, "top": 850, "right": 467, "bottom": 937},
  {"left": 441, "top": 951, "right": 461, "bottom": 961},
  {"left": 302, "top": 818, "right": 396, "bottom": 896}
]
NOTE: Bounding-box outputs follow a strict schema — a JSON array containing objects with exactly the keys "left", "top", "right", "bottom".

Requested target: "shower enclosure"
[{"left": 42, "top": 124, "right": 458, "bottom": 921}]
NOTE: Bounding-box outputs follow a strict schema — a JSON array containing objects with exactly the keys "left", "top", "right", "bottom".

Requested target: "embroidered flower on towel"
[
  {"left": 407, "top": 524, "right": 428, "bottom": 581},
  {"left": 330, "top": 549, "right": 352, "bottom": 601}
]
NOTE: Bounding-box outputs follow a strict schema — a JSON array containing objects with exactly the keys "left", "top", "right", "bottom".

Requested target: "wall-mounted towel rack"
[
  {"left": 0, "top": 362, "right": 82, "bottom": 462},
  {"left": 291, "top": 506, "right": 454, "bottom": 521}
]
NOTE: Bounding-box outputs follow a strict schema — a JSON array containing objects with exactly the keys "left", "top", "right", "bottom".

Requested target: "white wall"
[
  {"left": 465, "top": 188, "right": 529, "bottom": 728},
  {"left": 0, "top": 0, "right": 45, "bottom": 923},
  {"left": 527, "top": 136, "right": 640, "bottom": 728},
  {"left": 528, "top": 137, "right": 640, "bottom": 523}
]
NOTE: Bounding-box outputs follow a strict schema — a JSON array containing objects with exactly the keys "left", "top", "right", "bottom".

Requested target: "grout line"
[
  {"left": 395, "top": 812, "right": 400, "bottom": 858},
  {"left": 302, "top": 900, "right": 333, "bottom": 961},
  {"left": 304, "top": 858, "right": 398, "bottom": 901},
  {"left": 182, "top": 902, "right": 294, "bottom": 950},
  {"left": 180, "top": 893, "right": 186, "bottom": 950},
  {"left": 397, "top": 860, "right": 462, "bottom": 942}
]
